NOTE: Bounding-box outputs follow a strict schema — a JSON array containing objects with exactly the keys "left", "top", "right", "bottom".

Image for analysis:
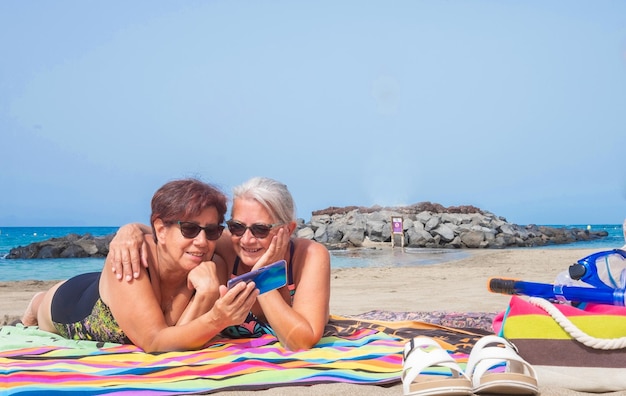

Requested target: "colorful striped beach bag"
[{"left": 493, "top": 296, "right": 626, "bottom": 392}]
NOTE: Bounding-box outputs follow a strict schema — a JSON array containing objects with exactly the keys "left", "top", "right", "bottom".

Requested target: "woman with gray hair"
[{"left": 109, "top": 177, "right": 331, "bottom": 351}]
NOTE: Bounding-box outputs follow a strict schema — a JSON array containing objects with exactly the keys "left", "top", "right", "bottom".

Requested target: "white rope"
[{"left": 528, "top": 297, "right": 626, "bottom": 350}]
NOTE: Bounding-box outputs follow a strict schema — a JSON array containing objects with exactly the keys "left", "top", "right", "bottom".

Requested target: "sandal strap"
[
  {"left": 402, "top": 337, "right": 468, "bottom": 389},
  {"left": 471, "top": 347, "right": 536, "bottom": 384},
  {"left": 466, "top": 335, "right": 537, "bottom": 386},
  {"left": 466, "top": 335, "right": 513, "bottom": 374}
]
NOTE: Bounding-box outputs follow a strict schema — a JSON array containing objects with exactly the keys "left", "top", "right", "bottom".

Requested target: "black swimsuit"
[
  {"left": 51, "top": 272, "right": 130, "bottom": 344},
  {"left": 221, "top": 241, "right": 296, "bottom": 338}
]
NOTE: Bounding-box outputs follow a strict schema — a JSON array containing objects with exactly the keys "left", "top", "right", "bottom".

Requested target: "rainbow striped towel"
[{"left": 1, "top": 315, "right": 488, "bottom": 395}]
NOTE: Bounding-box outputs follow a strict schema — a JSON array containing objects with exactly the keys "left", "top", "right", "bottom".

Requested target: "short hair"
[
  {"left": 232, "top": 177, "right": 296, "bottom": 224},
  {"left": 150, "top": 178, "right": 227, "bottom": 241}
]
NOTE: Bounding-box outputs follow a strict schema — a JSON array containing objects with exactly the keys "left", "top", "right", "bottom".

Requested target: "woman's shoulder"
[
  {"left": 292, "top": 236, "right": 322, "bottom": 248},
  {"left": 290, "top": 239, "right": 330, "bottom": 284},
  {"left": 292, "top": 238, "right": 330, "bottom": 259}
]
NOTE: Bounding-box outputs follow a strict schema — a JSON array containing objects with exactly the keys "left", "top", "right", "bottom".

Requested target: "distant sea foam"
[{"left": 0, "top": 224, "right": 623, "bottom": 282}]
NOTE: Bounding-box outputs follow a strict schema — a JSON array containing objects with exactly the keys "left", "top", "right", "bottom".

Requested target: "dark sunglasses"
[
  {"left": 226, "top": 220, "right": 282, "bottom": 238},
  {"left": 177, "top": 221, "right": 225, "bottom": 240}
]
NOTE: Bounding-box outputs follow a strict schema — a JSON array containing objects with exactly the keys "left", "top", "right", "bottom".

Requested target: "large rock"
[{"left": 460, "top": 230, "right": 485, "bottom": 248}]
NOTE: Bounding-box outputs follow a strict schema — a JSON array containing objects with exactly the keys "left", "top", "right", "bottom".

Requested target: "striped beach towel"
[{"left": 0, "top": 314, "right": 489, "bottom": 395}]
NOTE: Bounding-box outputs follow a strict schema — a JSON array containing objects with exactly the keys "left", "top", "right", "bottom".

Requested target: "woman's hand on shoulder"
[{"left": 109, "top": 223, "right": 150, "bottom": 281}]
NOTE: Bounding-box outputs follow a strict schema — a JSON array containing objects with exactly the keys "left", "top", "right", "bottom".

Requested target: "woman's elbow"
[
  {"left": 281, "top": 328, "right": 323, "bottom": 351},
  {"left": 282, "top": 339, "right": 315, "bottom": 351},
  {"left": 284, "top": 315, "right": 328, "bottom": 350},
  {"left": 137, "top": 340, "right": 201, "bottom": 353},
  {"left": 130, "top": 332, "right": 176, "bottom": 353}
]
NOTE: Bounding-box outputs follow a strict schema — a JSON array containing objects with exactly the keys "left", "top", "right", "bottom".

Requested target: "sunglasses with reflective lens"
[
  {"left": 226, "top": 220, "right": 282, "bottom": 238},
  {"left": 177, "top": 221, "right": 225, "bottom": 240}
]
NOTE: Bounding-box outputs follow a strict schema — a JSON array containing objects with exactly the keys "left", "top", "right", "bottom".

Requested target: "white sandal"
[
  {"left": 402, "top": 336, "right": 472, "bottom": 396},
  {"left": 465, "top": 335, "right": 539, "bottom": 395}
]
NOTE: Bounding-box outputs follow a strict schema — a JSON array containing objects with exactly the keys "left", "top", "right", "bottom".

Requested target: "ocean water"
[
  {"left": 0, "top": 224, "right": 623, "bottom": 282},
  {"left": 0, "top": 227, "right": 118, "bottom": 282}
]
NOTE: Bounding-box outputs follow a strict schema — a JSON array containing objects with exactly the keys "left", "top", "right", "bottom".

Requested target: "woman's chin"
[{"left": 238, "top": 252, "right": 261, "bottom": 267}]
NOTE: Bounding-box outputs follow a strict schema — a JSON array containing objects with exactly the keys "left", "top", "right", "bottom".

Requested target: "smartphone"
[{"left": 227, "top": 260, "right": 287, "bottom": 295}]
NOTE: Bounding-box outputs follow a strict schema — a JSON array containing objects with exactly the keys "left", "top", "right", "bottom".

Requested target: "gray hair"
[{"left": 232, "top": 177, "right": 296, "bottom": 224}]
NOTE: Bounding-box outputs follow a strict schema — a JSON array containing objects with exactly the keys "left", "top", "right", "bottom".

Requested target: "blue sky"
[{"left": 1, "top": 1, "right": 625, "bottom": 227}]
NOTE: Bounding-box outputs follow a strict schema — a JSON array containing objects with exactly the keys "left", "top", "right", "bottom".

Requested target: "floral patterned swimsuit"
[
  {"left": 221, "top": 241, "right": 296, "bottom": 338},
  {"left": 51, "top": 272, "right": 130, "bottom": 344}
]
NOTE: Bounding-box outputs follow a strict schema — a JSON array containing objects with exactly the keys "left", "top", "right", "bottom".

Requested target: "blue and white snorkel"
[{"left": 489, "top": 249, "right": 626, "bottom": 306}]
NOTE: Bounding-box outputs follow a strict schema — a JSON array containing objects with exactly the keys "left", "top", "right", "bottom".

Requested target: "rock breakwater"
[
  {"left": 6, "top": 202, "right": 608, "bottom": 259},
  {"left": 7, "top": 233, "right": 114, "bottom": 259},
  {"left": 298, "top": 202, "right": 607, "bottom": 250}
]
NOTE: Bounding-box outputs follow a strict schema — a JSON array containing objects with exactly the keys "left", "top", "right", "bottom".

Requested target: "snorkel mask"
[{"left": 568, "top": 249, "right": 626, "bottom": 291}]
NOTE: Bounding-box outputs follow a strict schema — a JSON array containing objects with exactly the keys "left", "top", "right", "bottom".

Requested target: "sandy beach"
[{"left": 2, "top": 246, "right": 626, "bottom": 395}]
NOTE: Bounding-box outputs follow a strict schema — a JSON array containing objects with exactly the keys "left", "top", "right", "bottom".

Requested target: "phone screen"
[{"left": 227, "top": 259, "right": 287, "bottom": 294}]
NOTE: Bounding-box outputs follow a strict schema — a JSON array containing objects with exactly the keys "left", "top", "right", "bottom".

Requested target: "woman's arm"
[
  {"left": 108, "top": 223, "right": 151, "bottom": 281},
  {"left": 100, "top": 260, "right": 259, "bottom": 352},
  {"left": 256, "top": 239, "right": 331, "bottom": 351},
  {"left": 176, "top": 255, "right": 229, "bottom": 326}
]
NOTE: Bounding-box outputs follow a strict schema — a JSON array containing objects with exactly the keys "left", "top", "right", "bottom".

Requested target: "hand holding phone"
[{"left": 227, "top": 260, "right": 287, "bottom": 295}]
